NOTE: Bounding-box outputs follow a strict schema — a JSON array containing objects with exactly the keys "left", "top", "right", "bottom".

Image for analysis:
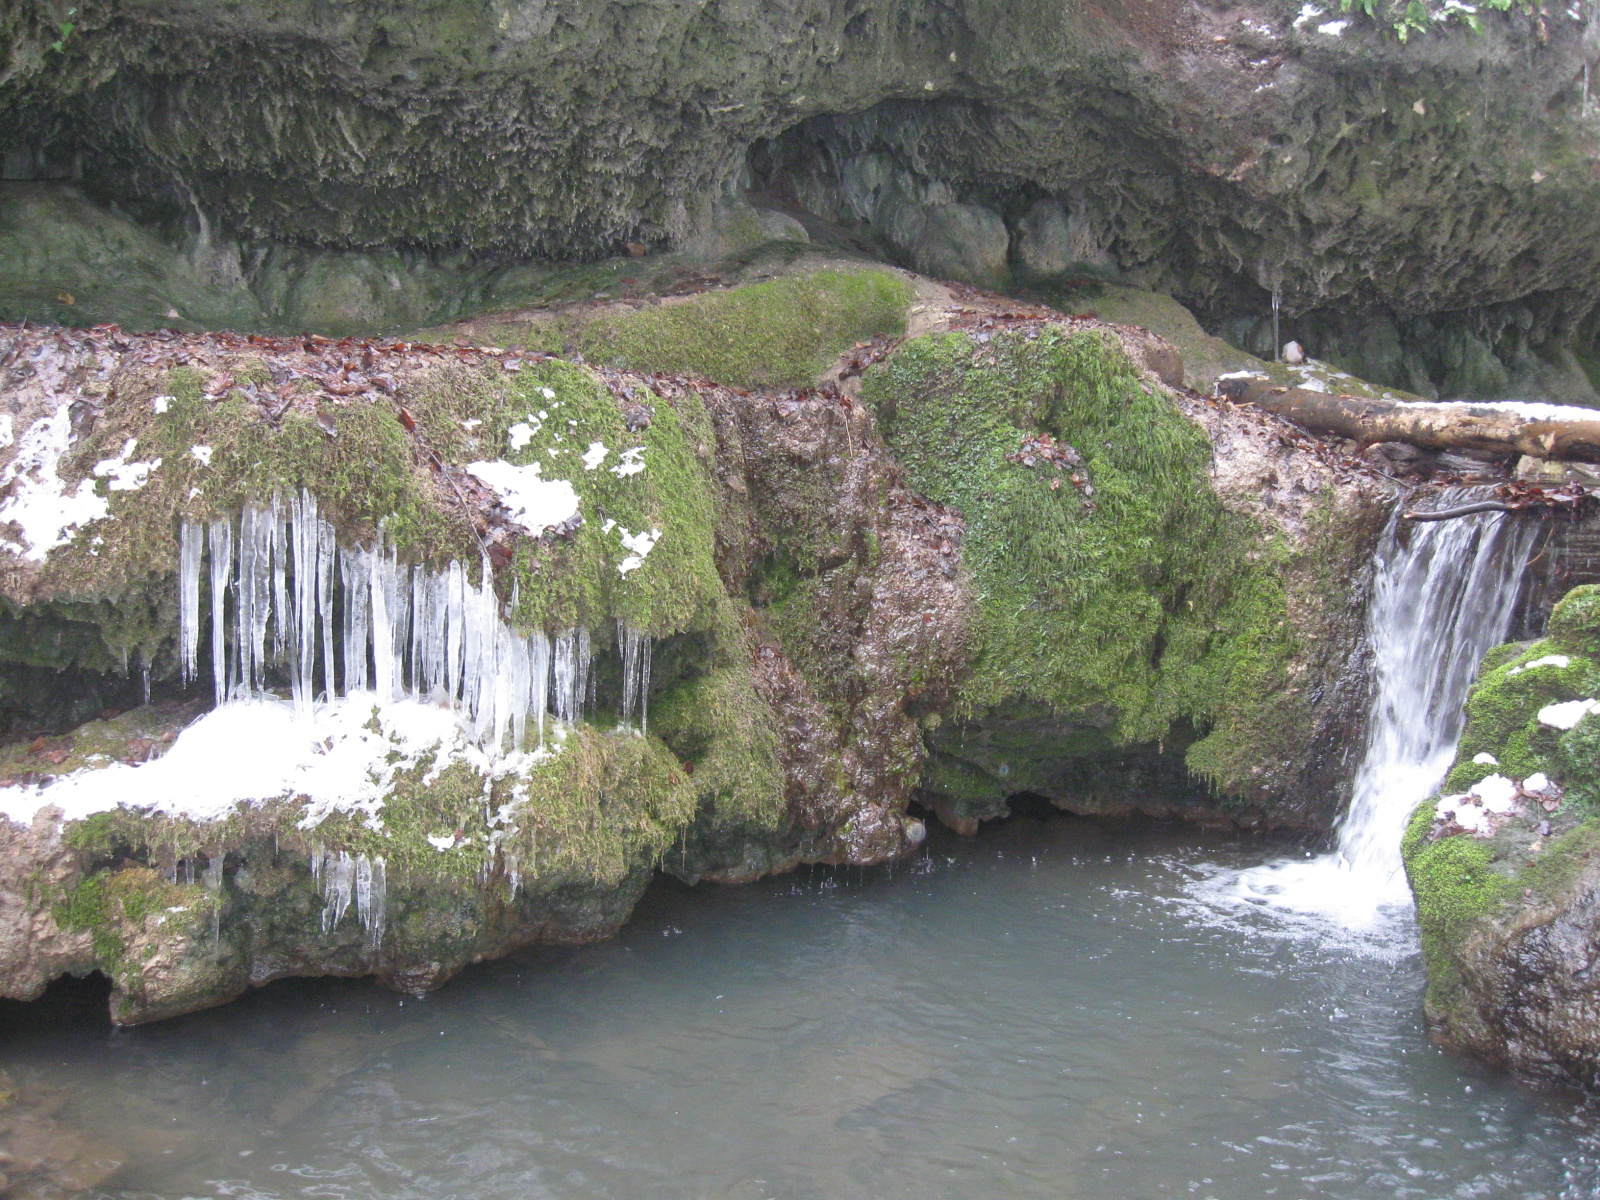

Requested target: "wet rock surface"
[{"left": 2, "top": 0, "right": 1599, "bottom": 400}]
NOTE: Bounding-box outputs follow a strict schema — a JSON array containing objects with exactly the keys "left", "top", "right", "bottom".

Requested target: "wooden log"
[
  {"left": 1401, "top": 501, "right": 1515, "bottom": 522},
  {"left": 1215, "top": 374, "right": 1600, "bottom": 465}
]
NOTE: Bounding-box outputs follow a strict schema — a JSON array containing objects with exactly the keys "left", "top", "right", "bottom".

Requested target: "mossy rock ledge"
[
  {"left": 0, "top": 268, "right": 1389, "bottom": 1022},
  {"left": 1403, "top": 583, "right": 1600, "bottom": 1087}
]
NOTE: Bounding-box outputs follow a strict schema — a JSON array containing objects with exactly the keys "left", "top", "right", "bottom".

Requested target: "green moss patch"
[
  {"left": 861, "top": 326, "right": 1298, "bottom": 793},
  {"left": 648, "top": 600, "right": 787, "bottom": 838},
  {"left": 54, "top": 866, "right": 208, "bottom": 977},
  {"left": 1401, "top": 799, "right": 1518, "bottom": 1016},
  {"left": 1445, "top": 639, "right": 1594, "bottom": 792},
  {"left": 566, "top": 270, "right": 912, "bottom": 390},
  {"left": 27, "top": 349, "right": 729, "bottom": 647}
]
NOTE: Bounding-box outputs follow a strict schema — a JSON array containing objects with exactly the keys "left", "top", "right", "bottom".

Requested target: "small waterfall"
[
  {"left": 1213, "top": 489, "right": 1538, "bottom": 932},
  {"left": 176, "top": 490, "right": 652, "bottom": 752}
]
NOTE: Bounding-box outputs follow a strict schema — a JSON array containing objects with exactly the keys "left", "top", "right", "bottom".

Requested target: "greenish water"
[{"left": 5, "top": 816, "right": 1598, "bottom": 1200}]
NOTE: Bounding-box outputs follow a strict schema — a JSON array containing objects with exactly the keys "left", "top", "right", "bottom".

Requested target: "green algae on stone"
[
  {"left": 1403, "top": 584, "right": 1600, "bottom": 1028},
  {"left": 569, "top": 271, "right": 913, "bottom": 390},
  {"left": 860, "top": 326, "right": 1298, "bottom": 793},
  {"left": 1443, "top": 640, "right": 1594, "bottom": 792},
  {"left": 648, "top": 600, "right": 787, "bottom": 839},
  {"left": 1400, "top": 797, "right": 1518, "bottom": 1017}
]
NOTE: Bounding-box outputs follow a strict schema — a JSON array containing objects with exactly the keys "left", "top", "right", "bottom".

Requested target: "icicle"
[
  {"left": 317, "top": 514, "right": 337, "bottom": 700},
  {"left": 341, "top": 546, "right": 370, "bottom": 693},
  {"left": 270, "top": 492, "right": 289, "bottom": 664},
  {"left": 445, "top": 560, "right": 465, "bottom": 703},
  {"left": 180, "top": 502, "right": 613, "bottom": 759},
  {"left": 201, "top": 849, "right": 224, "bottom": 893},
  {"left": 355, "top": 854, "right": 386, "bottom": 948},
  {"left": 578, "top": 627, "right": 592, "bottom": 715},
  {"left": 530, "top": 631, "right": 551, "bottom": 749},
  {"left": 618, "top": 621, "right": 653, "bottom": 734},
  {"left": 207, "top": 518, "right": 233, "bottom": 707},
  {"left": 237, "top": 504, "right": 273, "bottom": 694},
  {"left": 553, "top": 631, "right": 579, "bottom": 724},
  {"left": 320, "top": 850, "right": 356, "bottom": 933},
  {"left": 369, "top": 538, "right": 395, "bottom": 701},
  {"left": 178, "top": 519, "right": 203, "bottom": 684},
  {"left": 410, "top": 567, "right": 428, "bottom": 696},
  {"left": 289, "top": 490, "right": 320, "bottom": 716}
]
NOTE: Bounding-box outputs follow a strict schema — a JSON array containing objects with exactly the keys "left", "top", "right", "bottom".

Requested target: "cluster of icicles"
[
  {"left": 175, "top": 489, "right": 654, "bottom": 756},
  {"left": 311, "top": 848, "right": 387, "bottom": 947}
]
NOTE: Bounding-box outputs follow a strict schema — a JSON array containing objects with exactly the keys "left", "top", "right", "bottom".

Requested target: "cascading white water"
[
  {"left": 176, "top": 489, "right": 653, "bottom": 751},
  {"left": 1209, "top": 490, "right": 1538, "bottom": 933}
]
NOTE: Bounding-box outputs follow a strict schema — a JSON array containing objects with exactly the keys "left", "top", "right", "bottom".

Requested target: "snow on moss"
[
  {"left": 0, "top": 694, "right": 532, "bottom": 829},
  {"left": 0, "top": 403, "right": 112, "bottom": 561},
  {"left": 466, "top": 459, "right": 581, "bottom": 533}
]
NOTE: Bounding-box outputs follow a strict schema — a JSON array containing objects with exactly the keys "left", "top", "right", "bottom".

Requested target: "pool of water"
[{"left": 6, "top": 815, "right": 1599, "bottom": 1200}]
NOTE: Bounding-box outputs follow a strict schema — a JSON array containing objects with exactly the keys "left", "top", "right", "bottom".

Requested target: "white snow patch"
[
  {"left": 427, "top": 833, "right": 456, "bottom": 851},
  {"left": 581, "top": 441, "right": 609, "bottom": 470},
  {"left": 92, "top": 439, "right": 161, "bottom": 492},
  {"left": 540, "top": 387, "right": 556, "bottom": 400},
  {"left": 152, "top": 396, "right": 172, "bottom": 414},
  {"left": 1539, "top": 698, "right": 1600, "bottom": 730},
  {"left": 0, "top": 695, "right": 470, "bottom": 829},
  {"left": 0, "top": 415, "right": 13, "bottom": 450},
  {"left": 190, "top": 445, "right": 213, "bottom": 466},
  {"left": 1294, "top": 2, "right": 1324, "bottom": 28},
  {"left": 1508, "top": 654, "right": 1570, "bottom": 677},
  {"left": 0, "top": 403, "right": 112, "bottom": 561},
  {"left": 1471, "top": 773, "right": 1518, "bottom": 814},
  {"left": 1316, "top": 18, "right": 1349, "bottom": 34},
  {"left": 1472, "top": 752, "right": 1499, "bottom": 766},
  {"left": 507, "top": 420, "right": 537, "bottom": 451},
  {"left": 466, "top": 459, "right": 581, "bottom": 533},
  {"left": 1524, "top": 772, "right": 1552, "bottom": 793},
  {"left": 1395, "top": 399, "right": 1600, "bottom": 422},
  {"left": 1438, "top": 797, "right": 1491, "bottom": 835},
  {"left": 611, "top": 447, "right": 646, "bottom": 478},
  {"left": 617, "top": 527, "right": 661, "bottom": 577}
]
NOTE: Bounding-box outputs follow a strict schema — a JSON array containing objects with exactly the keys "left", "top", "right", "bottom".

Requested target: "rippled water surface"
[{"left": 7, "top": 817, "right": 1600, "bottom": 1200}]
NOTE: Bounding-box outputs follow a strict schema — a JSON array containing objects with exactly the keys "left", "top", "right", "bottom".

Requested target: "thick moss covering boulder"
[
  {"left": 864, "top": 317, "right": 1386, "bottom": 831},
  {"left": 0, "top": 264, "right": 1388, "bottom": 1021},
  {"left": 1403, "top": 583, "right": 1600, "bottom": 1085},
  {"left": 0, "top": 267, "right": 936, "bottom": 1021}
]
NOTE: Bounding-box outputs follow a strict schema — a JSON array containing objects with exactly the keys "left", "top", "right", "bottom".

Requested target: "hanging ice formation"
[
  {"left": 618, "top": 619, "right": 652, "bottom": 734},
  {"left": 311, "top": 846, "right": 386, "bottom": 946},
  {"left": 176, "top": 490, "right": 653, "bottom": 753}
]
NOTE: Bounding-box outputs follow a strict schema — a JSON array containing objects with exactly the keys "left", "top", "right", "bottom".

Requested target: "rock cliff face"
[
  {"left": 0, "top": 262, "right": 1389, "bottom": 1022},
  {"left": 2, "top": 0, "right": 1598, "bottom": 398}
]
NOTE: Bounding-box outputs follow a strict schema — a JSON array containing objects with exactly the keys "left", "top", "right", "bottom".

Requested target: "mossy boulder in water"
[
  {"left": 862, "top": 316, "right": 1385, "bottom": 830},
  {"left": 0, "top": 264, "right": 1388, "bottom": 1021},
  {"left": 1403, "top": 583, "right": 1600, "bottom": 1087}
]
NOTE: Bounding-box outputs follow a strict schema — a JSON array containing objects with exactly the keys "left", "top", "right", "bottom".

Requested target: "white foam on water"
[{"left": 1187, "top": 490, "right": 1538, "bottom": 950}]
